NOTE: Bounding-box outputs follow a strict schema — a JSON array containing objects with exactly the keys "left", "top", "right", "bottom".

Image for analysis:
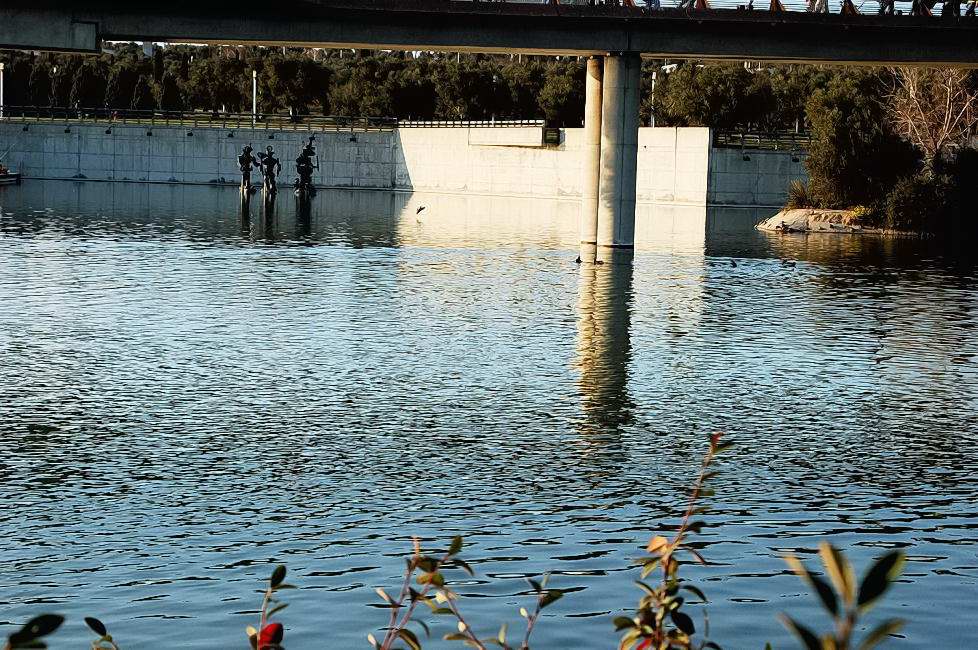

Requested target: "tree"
[
  {"left": 28, "top": 62, "right": 52, "bottom": 106},
  {"left": 104, "top": 60, "right": 141, "bottom": 109},
  {"left": 886, "top": 67, "right": 978, "bottom": 174},
  {"left": 805, "top": 71, "right": 918, "bottom": 208},
  {"left": 130, "top": 75, "right": 155, "bottom": 111},
  {"left": 69, "top": 58, "right": 108, "bottom": 109},
  {"left": 537, "top": 60, "right": 584, "bottom": 127}
]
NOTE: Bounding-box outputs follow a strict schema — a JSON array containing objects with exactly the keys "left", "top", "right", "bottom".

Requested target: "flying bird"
[{"left": 416, "top": 206, "right": 426, "bottom": 214}]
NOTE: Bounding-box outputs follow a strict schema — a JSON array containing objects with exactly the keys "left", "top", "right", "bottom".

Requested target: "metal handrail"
[
  {"left": 0, "top": 106, "right": 545, "bottom": 130},
  {"left": 713, "top": 129, "right": 812, "bottom": 151}
]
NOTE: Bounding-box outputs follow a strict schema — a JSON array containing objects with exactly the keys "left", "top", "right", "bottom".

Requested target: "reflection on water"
[
  {"left": 1, "top": 181, "right": 977, "bottom": 648},
  {"left": 576, "top": 255, "right": 634, "bottom": 439}
]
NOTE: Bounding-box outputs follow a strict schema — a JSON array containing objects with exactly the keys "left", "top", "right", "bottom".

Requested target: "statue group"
[{"left": 238, "top": 136, "right": 318, "bottom": 201}]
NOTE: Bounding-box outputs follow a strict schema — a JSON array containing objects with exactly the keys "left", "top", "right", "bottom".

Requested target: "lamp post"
[
  {"left": 252, "top": 69, "right": 257, "bottom": 127},
  {"left": 0, "top": 62, "right": 5, "bottom": 120}
]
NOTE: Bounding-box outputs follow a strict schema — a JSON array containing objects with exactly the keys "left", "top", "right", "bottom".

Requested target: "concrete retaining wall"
[
  {"left": 707, "top": 147, "right": 808, "bottom": 207},
  {"left": 0, "top": 122, "right": 802, "bottom": 207}
]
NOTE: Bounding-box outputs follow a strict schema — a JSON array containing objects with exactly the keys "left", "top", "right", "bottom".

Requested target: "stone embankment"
[
  {"left": 757, "top": 208, "right": 865, "bottom": 233},
  {"left": 757, "top": 208, "right": 927, "bottom": 237}
]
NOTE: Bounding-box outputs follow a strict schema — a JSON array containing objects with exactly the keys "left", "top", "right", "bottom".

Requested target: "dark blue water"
[{"left": 1, "top": 181, "right": 976, "bottom": 649}]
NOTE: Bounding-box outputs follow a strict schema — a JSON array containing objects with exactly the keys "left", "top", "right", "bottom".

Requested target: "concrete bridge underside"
[{"left": 5, "top": 0, "right": 978, "bottom": 66}]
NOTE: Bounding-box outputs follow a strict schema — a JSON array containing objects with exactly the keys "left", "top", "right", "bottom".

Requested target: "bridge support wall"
[
  {"left": 579, "top": 56, "right": 603, "bottom": 264},
  {"left": 596, "top": 53, "right": 642, "bottom": 258}
]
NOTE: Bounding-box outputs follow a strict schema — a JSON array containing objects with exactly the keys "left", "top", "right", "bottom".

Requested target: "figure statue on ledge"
[
  {"left": 257, "top": 145, "right": 281, "bottom": 196},
  {"left": 293, "top": 136, "right": 318, "bottom": 199},
  {"left": 238, "top": 145, "right": 259, "bottom": 194}
]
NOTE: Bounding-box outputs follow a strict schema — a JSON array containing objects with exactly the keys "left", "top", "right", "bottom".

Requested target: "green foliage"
[
  {"left": 85, "top": 617, "right": 119, "bottom": 650},
  {"left": 782, "top": 544, "right": 904, "bottom": 650},
  {"left": 786, "top": 180, "right": 812, "bottom": 209},
  {"left": 616, "top": 433, "right": 730, "bottom": 650},
  {"left": 883, "top": 175, "right": 948, "bottom": 233},
  {"left": 804, "top": 70, "right": 918, "bottom": 209},
  {"left": 3, "top": 614, "right": 63, "bottom": 650},
  {"left": 537, "top": 60, "right": 585, "bottom": 126}
]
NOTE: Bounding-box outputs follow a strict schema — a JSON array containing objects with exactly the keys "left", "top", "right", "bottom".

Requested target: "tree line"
[{"left": 1, "top": 45, "right": 827, "bottom": 130}]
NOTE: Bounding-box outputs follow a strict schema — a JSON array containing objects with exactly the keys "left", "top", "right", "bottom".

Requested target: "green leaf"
[
  {"left": 779, "top": 614, "right": 820, "bottom": 650},
  {"left": 858, "top": 551, "right": 905, "bottom": 611},
  {"left": 540, "top": 589, "right": 563, "bottom": 609},
  {"left": 398, "top": 628, "right": 422, "bottom": 650},
  {"left": 497, "top": 623, "right": 507, "bottom": 645},
  {"left": 857, "top": 619, "right": 904, "bottom": 650},
  {"left": 785, "top": 555, "right": 838, "bottom": 616},
  {"left": 267, "top": 602, "right": 289, "bottom": 618},
  {"left": 687, "top": 521, "right": 706, "bottom": 534},
  {"left": 416, "top": 620, "right": 431, "bottom": 637},
  {"left": 635, "top": 581, "right": 658, "bottom": 597},
  {"left": 670, "top": 610, "right": 695, "bottom": 635},
  {"left": 819, "top": 543, "right": 855, "bottom": 605},
  {"left": 455, "top": 559, "right": 475, "bottom": 576},
  {"left": 270, "top": 565, "right": 287, "bottom": 588},
  {"left": 681, "top": 584, "right": 708, "bottom": 603},
  {"left": 416, "top": 557, "right": 438, "bottom": 573},
  {"left": 449, "top": 536, "right": 463, "bottom": 556},
  {"left": 84, "top": 617, "right": 107, "bottom": 637},
  {"left": 8, "top": 615, "right": 64, "bottom": 645},
  {"left": 613, "top": 616, "right": 636, "bottom": 631},
  {"left": 443, "top": 632, "right": 468, "bottom": 641},
  {"left": 528, "top": 579, "right": 542, "bottom": 593},
  {"left": 431, "top": 607, "right": 454, "bottom": 615}
]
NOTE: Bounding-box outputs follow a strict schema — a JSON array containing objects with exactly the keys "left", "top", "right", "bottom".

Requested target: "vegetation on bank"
[
  {"left": 3, "top": 436, "right": 907, "bottom": 650},
  {"left": 791, "top": 68, "right": 978, "bottom": 235}
]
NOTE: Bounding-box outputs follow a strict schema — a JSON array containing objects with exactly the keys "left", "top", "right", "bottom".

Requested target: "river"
[{"left": 1, "top": 181, "right": 976, "bottom": 648}]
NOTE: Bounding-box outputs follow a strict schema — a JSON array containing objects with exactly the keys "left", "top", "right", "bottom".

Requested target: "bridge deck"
[{"left": 4, "top": 0, "right": 978, "bottom": 65}]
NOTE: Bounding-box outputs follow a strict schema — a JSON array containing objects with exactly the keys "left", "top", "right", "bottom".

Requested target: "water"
[{"left": 1, "top": 181, "right": 977, "bottom": 649}]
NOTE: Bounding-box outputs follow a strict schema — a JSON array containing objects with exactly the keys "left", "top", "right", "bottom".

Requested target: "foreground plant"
[
  {"left": 2, "top": 615, "right": 63, "bottom": 650},
  {"left": 85, "top": 617, "right": 120, "bottom": 650},
  {"left": 780, "top": 543, "right": 905, "bottom": 650},
  {"left": 246, "top": 565, "right": 293, "bottom": 650},
  {"left": 370, "top": 536, "right": 564, "bottom": 650},
  {"left": 614, "top": 433, "right": 729, "bottom": 650}
]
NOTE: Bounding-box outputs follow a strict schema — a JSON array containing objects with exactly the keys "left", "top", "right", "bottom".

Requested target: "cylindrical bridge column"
[
  {"left": 597, "top": 53, "right": 642, "bottom": 254},
  {"left": 579, "top": 55, "right": 603, "bottom": 263}
]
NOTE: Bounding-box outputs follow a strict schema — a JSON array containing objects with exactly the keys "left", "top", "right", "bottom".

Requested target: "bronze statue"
[
  {"left": 238, "top": 145, "right": 259, "bottom": 193},
  {"left": 257, "top": 145, "right": 281, "bottom": 195},
  {"left": 293, "top": 136, "right": 318, "bottom": 199}
]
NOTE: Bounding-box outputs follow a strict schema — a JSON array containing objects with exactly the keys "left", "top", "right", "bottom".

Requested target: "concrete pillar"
[
  {"left": 579, "top": 56, "right": 603, "bottom": 263},
  {"left": 597, "top": 53, "right": 642, "bottom": 253}
]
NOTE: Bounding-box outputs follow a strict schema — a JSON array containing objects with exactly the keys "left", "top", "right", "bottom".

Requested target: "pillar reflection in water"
[{"left": 575, "top": 251, "right": 635, "bottom": 451}]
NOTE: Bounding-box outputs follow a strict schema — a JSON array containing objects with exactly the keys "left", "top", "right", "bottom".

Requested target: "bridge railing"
[
  {"left": 0, "top": 107, "right": 546, "bottom": 132},
  {"left": 397, "top": 118, "right": 545, "bottom": 127},
  {"left": 713, "top": 129, "right": 812, "bottom": 151},
  {"left": 0, "top": 106, "right": 401, "bottom": 132}
]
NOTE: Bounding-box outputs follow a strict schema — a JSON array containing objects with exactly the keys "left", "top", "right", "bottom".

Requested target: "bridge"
[{"left": 5, "top": 0, "right": 978, "bottom": 261}]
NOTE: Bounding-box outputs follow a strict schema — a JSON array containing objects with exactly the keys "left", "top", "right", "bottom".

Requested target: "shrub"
[
  {"left": 786, "top": 179, "right": 812, "bottom": 209},
  {"left": 884, "top": 175, "right": 948, "bottom": 233}
]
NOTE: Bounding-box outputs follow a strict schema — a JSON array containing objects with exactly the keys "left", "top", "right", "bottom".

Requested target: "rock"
[{"left": 757, "top": 208, "right": 864, "bottom": 234}]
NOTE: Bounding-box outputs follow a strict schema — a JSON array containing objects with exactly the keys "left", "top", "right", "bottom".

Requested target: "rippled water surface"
[{"left": 1, "top": 181, "right": 977, "bottom": 649}]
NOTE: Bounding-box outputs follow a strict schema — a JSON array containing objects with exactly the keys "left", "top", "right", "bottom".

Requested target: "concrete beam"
[
  {"left": 6, "top": 0, "right": 978, "bottom": 66},
  {"left": 0, "top": 8, "right": 99, "bottom": 53}
]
